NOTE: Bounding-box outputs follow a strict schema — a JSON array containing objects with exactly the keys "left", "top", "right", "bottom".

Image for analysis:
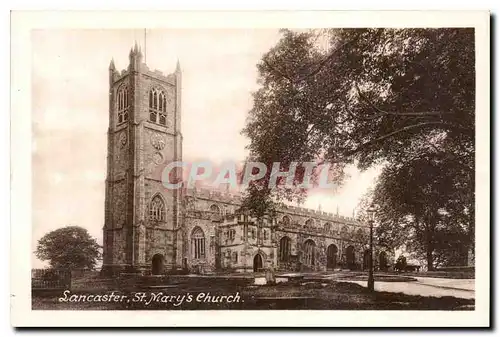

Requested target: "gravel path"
[{"left": 344, "top": 279, "right": 474, "bottom": 300}]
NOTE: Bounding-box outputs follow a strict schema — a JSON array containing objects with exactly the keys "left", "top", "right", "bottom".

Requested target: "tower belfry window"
[
  {"left": 149, "top": 87, "right": 168, "bottom": 126},
  {"left": 117, "top": 86, "right": 129, "bottom": 124}
]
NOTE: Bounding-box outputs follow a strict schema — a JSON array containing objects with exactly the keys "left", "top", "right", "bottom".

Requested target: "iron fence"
[{"left": 31, "top": 268, "right": 71, "bottom": 290}]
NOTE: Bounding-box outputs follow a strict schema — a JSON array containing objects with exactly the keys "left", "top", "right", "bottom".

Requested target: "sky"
[{"left": 31, "top": 29, "right": 380, "bottom": 268}]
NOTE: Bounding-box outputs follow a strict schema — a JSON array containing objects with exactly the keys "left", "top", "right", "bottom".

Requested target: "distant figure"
[{"left": 265, "top": 260, "right": 276, "bottom": 285}]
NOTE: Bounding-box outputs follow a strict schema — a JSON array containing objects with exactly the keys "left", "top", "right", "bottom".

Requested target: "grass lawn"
[{"left": 32, "top": 278, "right": 474, "bottom": 311}]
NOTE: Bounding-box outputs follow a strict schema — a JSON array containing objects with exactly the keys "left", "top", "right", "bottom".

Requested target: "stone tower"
[{"left": 101, "top": 43, "right": 183, "bottom": 275}]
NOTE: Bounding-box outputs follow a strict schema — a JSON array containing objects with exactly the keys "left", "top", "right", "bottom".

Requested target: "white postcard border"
[{"left": 10, "top": 10, "right": 490, "bottom": 327}]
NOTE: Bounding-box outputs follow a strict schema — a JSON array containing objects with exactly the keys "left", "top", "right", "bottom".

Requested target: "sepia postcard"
[{"left": 11, "top": 10, "right": 490, "bottom": 327}]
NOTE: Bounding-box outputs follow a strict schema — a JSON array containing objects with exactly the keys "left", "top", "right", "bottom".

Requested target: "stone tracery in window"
[
  {"left": 191, "top": 226, "right": 206, "bottom": 259},
  {"left": 304, "top": 239, "right": 316, "bottom": 266},
  {"left": 279, "top": 236, "right": 291, "bottom": 262},
  {"left": 117, "top": 85, "right": 129, "bottom": 124},
  {"left": 149, "top": 87, "right": 168, "bottom": 126},
  {"left": 149, "top": 195, "right": 165, "bottom": 222}
]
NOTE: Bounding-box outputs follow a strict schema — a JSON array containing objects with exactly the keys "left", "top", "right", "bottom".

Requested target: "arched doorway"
[
  {"left": 253, "top": 254, "right": 263, "bottom": 272},
  {"left": 346, "top": 245, "right": 355, "bottom": 269},
  {"left": 363, "top": 250, "right": 370, "bottom": 271},
  {"left": 151, "top": 254, "right": 164, "bottom": 275},
  {"left": 379, "top": 251, "right": 388, "bottom": 271},
  {"left": 326, "top": 244, "right": 338, "bottom": 270}
]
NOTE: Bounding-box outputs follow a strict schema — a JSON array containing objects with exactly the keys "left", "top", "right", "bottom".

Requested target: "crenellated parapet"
[
  {"left": 108, "top": 43, "right": 178, "bottom": 87},
  {"left": 141, "top": 65, "right": 177, "bottom": 86},
  {"left": 184, "top": 187, "right": 243, "bottom": 204},
  {"left": 278, "top": 204, "right": 360, "bottom": 225}
]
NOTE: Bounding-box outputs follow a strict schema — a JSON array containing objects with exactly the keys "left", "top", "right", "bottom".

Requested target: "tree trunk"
[
  {"left": 426, "top": 247, "right": 434, "bottom": 271},
  {"left": 425, "top": 218, "right": 434, "bottom": 271}
]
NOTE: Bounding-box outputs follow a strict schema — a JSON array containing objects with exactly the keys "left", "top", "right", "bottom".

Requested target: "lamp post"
[{"left": 366, "top": 204, "right": 377, "bottom": 292}]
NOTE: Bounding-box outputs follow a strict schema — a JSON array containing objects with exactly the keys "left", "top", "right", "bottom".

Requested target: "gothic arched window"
[
  {"left": 149, "top": 87, "right": 167, "bottom": 126},
  {"left": 191, "top": 227, "right": 206, "bottom": 259},
  {"left": 305, "top": 219, "right": 314, "bottom": 228},
  {"left": 279, "top": 236, "right": 291, "bottom": 262},
  {"left": 304, "top": 239, "right": 316, "bottom": 266},
  {"left": 282, "top": 215, "right": 291, "bottom": 225},
  {"left": 117, "top": 85, "right": 129, "bottom": 124},
  {"left": 149, "top": 195, "right": 165, "bottom": 222},
  {"left": 324, "top": 222, "right": 332, "bottom": 232}
]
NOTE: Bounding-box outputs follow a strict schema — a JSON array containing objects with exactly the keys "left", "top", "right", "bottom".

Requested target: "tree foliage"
[
  {"left": 372, "top": 152, "right": 473, "bottom": 269},
  {"left": 35, "top": 226, "right": 102, "bottom": 270},
  {"left": 242, "top": 28, "right": 473, "bottom": 205},
  {"left": 241, "top": 28, "right": 475, "bottom": 264},
  {"left": 395, "top": 255, "right": 407, "bottom": 272}
]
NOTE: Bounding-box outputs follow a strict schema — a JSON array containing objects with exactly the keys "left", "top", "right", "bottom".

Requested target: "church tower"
[{"left": 102, "top": 44, "right": 183, "bottom": 275}]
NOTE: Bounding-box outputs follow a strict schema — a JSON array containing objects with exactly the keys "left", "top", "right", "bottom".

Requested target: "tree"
[
  {"left": 35, "top": 226, "right": 102, "bottom": 270},
  {"left": 241, "top": 29, "right": 474, "bottom": 268},
  {"left": 372, "top": 152, "right": 473, "bottom": 270},
  {"left": 241, "top": 28, "right": 474, "bottom": 211}
]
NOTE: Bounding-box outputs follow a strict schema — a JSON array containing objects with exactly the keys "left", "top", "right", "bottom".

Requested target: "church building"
[{"left": 101, "top": 45, "right": 393, "bottom": 276}]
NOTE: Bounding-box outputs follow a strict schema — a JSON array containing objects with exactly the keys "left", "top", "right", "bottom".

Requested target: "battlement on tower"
[
  {"left": 109, "top": 44, "right": 179, "bottom": 86},
  {"left": 109, "top": 63, "right": 177, "bottom": 86},
  {"left": 141, "top": 64, "right": 177, "bottom": 85}
]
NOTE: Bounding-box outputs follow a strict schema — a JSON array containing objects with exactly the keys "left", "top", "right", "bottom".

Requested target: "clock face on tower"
[
  {"left": 119, "top": 132, "right": 127, "bottom": 148},
  {"left": 151, "top": 132, "right": 166, "bottom": 150}
]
